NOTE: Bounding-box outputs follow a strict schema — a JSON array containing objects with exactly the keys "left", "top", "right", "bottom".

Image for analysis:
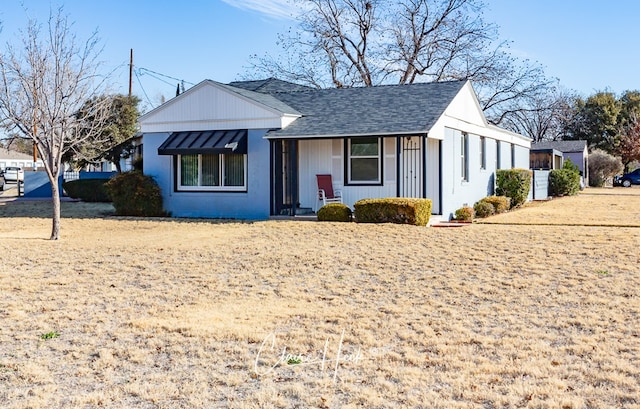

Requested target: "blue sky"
[{"left": 1, "top": 0, "right": 638, "bottom": 110}]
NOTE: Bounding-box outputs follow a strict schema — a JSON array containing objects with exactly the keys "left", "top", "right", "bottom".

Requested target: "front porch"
[{"left": 269, "top": 136, "right": 442, "bottom": 217}]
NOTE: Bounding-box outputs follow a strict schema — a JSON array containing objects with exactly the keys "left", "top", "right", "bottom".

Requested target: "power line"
[
  {"left": 134, "top": 69, "right": 153, "bottom": 108},
  {"left": 136, "top": 67, "right": 195, "bottom": 87}
]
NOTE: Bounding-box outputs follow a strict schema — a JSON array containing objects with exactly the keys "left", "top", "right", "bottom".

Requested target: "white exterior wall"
[
  {"left": 298, "top": 138, "right": 396, "bottom": 210},
  {"left": 439, "top": 128, "right": 530, "bottom": 219},
  {"left": 441, "top": 129, "right": 488, "bottom": 218},
  {"left": 513, "top": 144, "right": 530, "bottom": 169},
  {"left": 432, "top": 82, "right": 531, "bottom": 218}
]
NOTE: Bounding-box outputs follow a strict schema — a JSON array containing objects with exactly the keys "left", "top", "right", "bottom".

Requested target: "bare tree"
[
  {"left": 249, "top": 0, "right": 555, "bottom": 125},
  {"left": 499, "top": 85, "right": 577, "bottom": 142},
  {"left": 0, "top": 9, "right": 110, "bottom": 240}
]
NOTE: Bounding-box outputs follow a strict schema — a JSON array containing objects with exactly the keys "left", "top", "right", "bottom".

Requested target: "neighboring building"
[
  {"left": 139, "top": 78, "right": 531, "bottom": 220},
  {"left": 0, "top": 148, "right": 44, "bottom": 170},
  {"left": 530, "top": 140, "right": 589, "bottom": 180}
]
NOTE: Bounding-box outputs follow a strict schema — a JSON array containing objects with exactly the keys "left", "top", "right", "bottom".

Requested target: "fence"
[{"left": 531, "top": 170, "right": 550, "bottom": 200}]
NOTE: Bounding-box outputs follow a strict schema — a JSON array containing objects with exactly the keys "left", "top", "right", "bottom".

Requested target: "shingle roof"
[
  {"left": 230, "top": 80, "right": 466, "bottom": 138},
  {"left": 531, "top": 140, "right": 587, "bottom": 153},
  {"left": 228, "top": 78, "right": 314, "bottom": 93}
]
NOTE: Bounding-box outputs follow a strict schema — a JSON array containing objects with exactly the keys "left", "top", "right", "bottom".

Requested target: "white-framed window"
[
  {"left": 461, "top": 133, "right": 469, "bottom": 182},
  {"left": 496, "top": 141, "right": 501, "bottom": 169},
  {"left": 177, "top": 153, "right": 247, "bottom": 191},
  {"left": 480, "top": 136, "right": 486, "bottom": 170},
  {"left": 347, "top": 137, "right": 382, "bottom": 184}
]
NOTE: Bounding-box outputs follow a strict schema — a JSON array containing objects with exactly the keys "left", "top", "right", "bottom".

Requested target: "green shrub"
[
  {"left": 317, "top": 203, "right": 352, "bottom": 222},
  {"left": 496, "top": 169, "right": 532, "bottom": 209},
  {"left": 549, "top": 160, "right": 581, "bottom": 197},
  {"left": 480, "top": 195, "right": 510, "bottom": 213},
  {"left": 354, "top": 198, "right": 432, "bottom": 226},
  {"left": 105, "top": 171, "right": 166, "bottom": 217},
  {"left": 473, "top": 201, "right": 494, "bottom": 218},
  {"left": 62, "top": 179, "right": 111, "bottom": 202},
  {"left": 454, "top": 206, "right": 474, "bottom": 222}
]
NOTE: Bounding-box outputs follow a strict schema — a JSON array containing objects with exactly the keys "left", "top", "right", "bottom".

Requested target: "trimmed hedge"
[
  {"left": 496, "top": 169, "right": 532, "bottom": 209},
  {"left": 105, "top": 171, "right": 166, "bottom": 217},
  {"left": 549, "top": 160, "right": 580, "bottom": 197},
  {"left": 317, "top": 203, "right": 352, "bottom": 222},
  {"left": 473, "top": 201, "right": 494, "bottom": 218},
  {"left": 479, "top": 195, "right": 510, "bottom": 213},
  {"left": 62, "top": 179, "right": 111, "bottom": 202},
  {"left": 549, "top": 169, "right": 580, "bottom": 196},
  {"left": 454, "top": 206, "right": 474, "bottom": 221},
  {"left": 354, "top": 198, "right": 432, "bottom": 226}
]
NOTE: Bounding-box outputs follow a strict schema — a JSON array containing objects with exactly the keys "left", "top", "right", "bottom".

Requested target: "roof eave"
[{"left": 264, "top": 129, "right": 430, "bottom": 140}]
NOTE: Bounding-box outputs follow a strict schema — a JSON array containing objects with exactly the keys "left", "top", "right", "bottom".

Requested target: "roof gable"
[
  {"left": 138, "top": 80, "right": 300, "bottom": 133},
  {"left": 442, "top": 81, "right": 487, "bottom": 127},
  {"left": 265, "top": 80, "right": 467, "bottom": 138}
]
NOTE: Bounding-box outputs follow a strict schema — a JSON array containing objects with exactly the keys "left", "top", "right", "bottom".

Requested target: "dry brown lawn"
[{"left": 0, "top": 188, "right": 639, "bottom": 408}]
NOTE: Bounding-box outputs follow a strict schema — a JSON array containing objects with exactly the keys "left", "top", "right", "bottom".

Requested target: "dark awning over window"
[{"left": 157, "top": 130, "right": 248, "bottom": 155}]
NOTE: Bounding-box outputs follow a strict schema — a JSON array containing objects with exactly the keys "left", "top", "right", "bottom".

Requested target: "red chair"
[{"left": 316, "top": 174, "right": 342, "bottom": 210}]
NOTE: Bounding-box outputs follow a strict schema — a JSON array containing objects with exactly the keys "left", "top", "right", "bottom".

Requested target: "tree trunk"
[{"left": 49, "top": 175, "right": 61, "bottom": 240}]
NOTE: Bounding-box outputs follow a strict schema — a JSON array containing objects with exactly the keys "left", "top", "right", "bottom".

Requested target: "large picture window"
[
  {"left": 347, "top": 137, "right": 381, "bottom": 184},
  {"left": 177, "top": 153, "right": 246, "bottom": 191}
]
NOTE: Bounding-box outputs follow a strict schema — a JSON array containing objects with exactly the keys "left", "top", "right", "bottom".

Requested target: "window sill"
[{"left": 176, "top": 188, "right": 247, "bottom": 193}]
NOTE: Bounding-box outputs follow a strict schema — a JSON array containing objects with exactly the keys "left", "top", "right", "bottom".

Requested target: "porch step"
[
  {"left": 276, "top": 207, "right": 315, "bottom": 216},
  {"left": 295, "top": 207, "right": 315, "bottom": 215}
]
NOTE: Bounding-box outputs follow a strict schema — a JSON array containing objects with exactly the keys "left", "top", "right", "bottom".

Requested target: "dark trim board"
[{"left": 438, "top": 139, "right": 443, "bottom": 215}]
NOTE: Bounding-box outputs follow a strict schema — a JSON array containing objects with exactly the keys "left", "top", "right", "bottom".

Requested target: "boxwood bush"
[
  {"left": 479, "top": 195, "right": 510, "bottom": 214},
  {"left": 549, "top": 159, "right": 581, "bottom": 197},
  {"left": 62, "top": 178, "right": 111, "bottom": 202},
  {"left": 354, "top": 198, "right": 432, "bottom": 226},
  {"left": 454, "top": 206, "right": 474, "bottom": 221},
  {"left": 473, "top": 201, "right": 495, "bottom": 218},
  {"left": 105, "top": 171, "right": 166, "bottom": 217},
  {"left": 317, "top": 203, "right": 352, "bottom": 222},
  {"left": 496, "top": 169, "right": 532, "bottom": 209}
]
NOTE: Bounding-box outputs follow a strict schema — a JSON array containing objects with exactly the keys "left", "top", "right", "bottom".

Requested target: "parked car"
[
  {"left": 2, "top": 166, "right": 24, "bottom": 183},
  {"left": 614, "top": 168, "right": 640, "bottom": 187}
]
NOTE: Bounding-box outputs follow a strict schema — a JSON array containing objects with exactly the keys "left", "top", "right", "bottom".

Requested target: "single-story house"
[
  {"left": 139, "top": 78, "right": 531, "bottom": 220},
  {"left": 0, "top": 148, "right": 44, "bottom": 170},
  {"left": 530, "top": 140, "right": 589, "bottom": 180}
]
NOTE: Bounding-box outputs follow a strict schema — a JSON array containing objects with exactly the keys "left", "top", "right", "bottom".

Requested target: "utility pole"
[
  {"left": 129, "top": 49, "right": 133, "bottom": 97},
  {"left": 32, "top": 84, "right": 38, "bottom": 170}
]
